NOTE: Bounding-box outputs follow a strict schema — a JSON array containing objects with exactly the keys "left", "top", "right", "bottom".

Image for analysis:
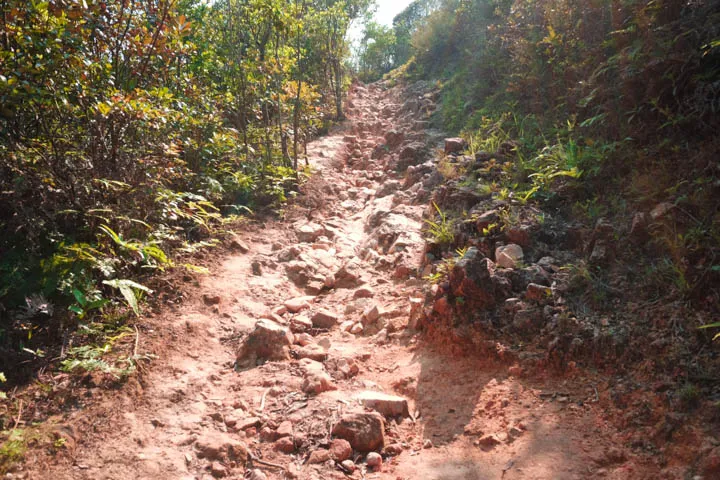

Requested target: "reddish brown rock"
[
  {"left": 444, "top": 137, "right": 467, "bottom": 154},
  {"left": 332, "top": 412, "right": 385, "bottom": 452},
  {"left": 329, "top": 438, "right": 353, "bottom": 461},
  {"left": 308, "top": 449, "right": 331, "bottom": 464},
  {"left": 229, "top": 234, "right": 250, "bottom": 253},
  {"left": 203, "top": 294, "right": 221, "bottom": 305},
  {"left": 366, "top": 451, "right": 383, "bottom": 470},
  {"left": 284, "top": 296, "right": 314, "bottom": 313},
  {"left": 311, "top": 309, "right": 338, "bottom": 328},
  {"left": 195, "top": 432, "right": 248, "bottom": 463},
  {"left": 448, "top": 248, "right": 498, "bottom": 310},
  {"left": 506, "top": 226, "right": 531, "bottom": 247},
  {"left": 236, "top": 320, "right": 294, "bottom": 363},
  {"left": 274, "top": 437, "right": 295, "bottom": 453},
  {"left": 495, "top": 244, "right": 524, "bottom": 269},
  {"left": 355, "top": 391, "right": 409, "bottom": 417},
  {"left": 211, "top": 461, "right": 228, "bottom": 478},
  {"left": 525, "top": 283, "right": 552, "bottom": 302},
  {"left": 276, "top": 420, "right": 293, "bottom": 438}
]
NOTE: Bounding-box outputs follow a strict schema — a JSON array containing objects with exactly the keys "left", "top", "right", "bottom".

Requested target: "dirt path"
[{"left": 25, "top": 83, "right": 662, "bottom": 480}]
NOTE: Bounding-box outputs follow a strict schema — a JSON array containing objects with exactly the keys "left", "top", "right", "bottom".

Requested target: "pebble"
[{"left": 366, "top": 452, "right": 383, "bottom": 470}]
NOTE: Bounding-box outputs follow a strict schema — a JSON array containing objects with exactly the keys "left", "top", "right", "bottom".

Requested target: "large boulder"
[
  {"left": 237, "top": 320, "right": 294, "bottom": 364},
  {"left": 332, "top": 412, "right": 385, "bottom": 452}
]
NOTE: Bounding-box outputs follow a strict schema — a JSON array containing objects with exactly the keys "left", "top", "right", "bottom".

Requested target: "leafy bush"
[{"left": 0, "top": 0, "right": 371, "bottom": 383}]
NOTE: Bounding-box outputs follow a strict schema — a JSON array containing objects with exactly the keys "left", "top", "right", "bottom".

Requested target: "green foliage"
[
  {"left": 0, "top": 429, "right": 26, "bottom": 472},
  {"left": 356, "top": 22, "right": 397, "bottom": 82},
  {"left": 424, "top": 247, "right": 467, "bottom": 284},
  {"left": 698, "top": 322, "right": 720, "bottom": 341},
  {"left": 424, "top": 203, "right": 455, "bottom": 245},
  {"left": 0, "top": 0, "right": 370, "bottom": 375},
  {"left": 102, "top": 280, "right": 153, "bottom": 317}
]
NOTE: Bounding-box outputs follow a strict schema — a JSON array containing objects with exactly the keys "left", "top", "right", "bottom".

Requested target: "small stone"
[
  {"left": 362, "top": 305, "right": 380, "bottom": 325},
  {"left": 251, "top": 260, "right": 263, "bottom": 276},
  {"left": 525, "top": 283, "right": 552, "bottom": 302},
  {"left": 308, "top": 449, "right": 331, "bottom": 464},
  {"left": 340, "top": 460, "right": 356, "bottom": 473},
  {"left": 329, "top": 439, "right": 353, "bottom": 461},
  {"left": 423, "top": 439, "right": 433, "bottom": 449},
  {"left": 276, "top": 421, "right": 293, "bottom": 438},
  {"left": 236, "top": 320, "right": 294, "bottom": 363},
  {"left": 294, "top": 332, "right": 314, "bottom": 346},
  {"left": 475, "top": 209, "right": 499, "bottom": 232},
  {"left": 350, "top": 322, "right": 364, "bottom": 334},
  {"left": 495, "top": 244, "right": 524, "bottom": 269},
  {"left": 211, "top": 461, "right": 228, "bottom": 478},
  {"left": 236, "top": 417, "right": 261, "bottom": 431},
  {"left": 296, "top": 223, "right": 326, "bottom": 243},
  {"left": 284, "top": 296, "right": 314, "bottom": 313},
  {"left": 305, "top": 280, "right": 324, "bottom": 295},
  {"left": 301, "top": 369, "right": 336, "bottom": 395},
  {"left": 444, "top": 137, "right": 466, "bottom": 155},
  {"left": 353, "top": 286, "right": 375, "bottom": 299},
  {"left": 477, "top": 434, "right": 501, "bottom": 448},
  {"left": 290, "top": 315, "right": 313, "bottom": 333},
  {"left": 246, "top": 469, "right": 268, "bottom": 480},
  {"left": 259, "top": 426, "right": 276, "bottom": 442},
  {"left": 356, "top": 391, "right": 409, "bottom": 417},
  {"left": 203, "top": 294, "right": 221, "bottom": 305},
  {"left": 366, "top": 451, "right": 383, "bottom": 470},
  {"left": 340, "top": 320, "right": 355, "bottom": 332},
  {"left": 508, "top": 365, "right": 523, "bottom": 377},
  {"left": 384, "top": 443, "right": 403, "bottom": 456},
  {"left": 311, "top": 309, "right": 338, "bottom": 328},
  {"left": 274, "top": 437, "right": 295, "bottom": 453},
  {"left": 332, "top": 412, "right": 385, "bottom": 452},
  {"left": 194, "top": 432, "right": 248, "bottom": 463},
  {"left": 630, "top": 212, "right": 649, "bottom": 241},
  {"left": 229, "top": 234, "right": 250, "bottom": 253},
  {"left": 295, "top": 344, "right": 328, "bottom": 362}
]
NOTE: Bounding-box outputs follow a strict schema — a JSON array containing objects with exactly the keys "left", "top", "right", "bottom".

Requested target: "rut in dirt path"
[{"left": 27, "top": 82, "right": 654, "bottom": 480}]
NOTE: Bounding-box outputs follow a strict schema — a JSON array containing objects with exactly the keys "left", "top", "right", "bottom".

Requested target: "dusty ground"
[{"left": 15, "top": 83, "right": 695, "bottom": 480}]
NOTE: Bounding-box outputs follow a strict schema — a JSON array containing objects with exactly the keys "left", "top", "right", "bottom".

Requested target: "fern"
[{"left": 102, "top": 279, "right": 153, "bottom": 316}]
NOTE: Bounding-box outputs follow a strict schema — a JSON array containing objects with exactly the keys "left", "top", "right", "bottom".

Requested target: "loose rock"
[
  {"left": 284, "top": 296, "right": 314, "bottom": 313},
  {"left": 444, "top": 137, "right": 467, "bottom": 155},
  {"left": 236, "top": 320, "right": 294, "bottom": 363},
  {"left": 495, "top": 244, "right": 524, "bottom": 269},
  {"left": 308, "top": 449, "right": 331, "bottom": 464},
  {"left": 366, "top": 451, "right": 383, "bottom": 470},
  {"left": 229, "top": 234, "right": 250, "bottom": 253},
  {"left": 311, "top": 309, "right": 338, "bottom": 328},
  {"left": 329, "top": 439, "right": 353, "bottom": 461},
  {"left": 356, "top": 391, "right": 409, "bottom": 417},
  {"left": 331, "top": 412, "right": 385, "bottom": 452}
]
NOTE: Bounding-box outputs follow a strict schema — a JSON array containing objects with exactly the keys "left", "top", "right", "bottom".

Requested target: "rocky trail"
[{"left": 23, "top": 83, "right": 674, "bottom": 480}]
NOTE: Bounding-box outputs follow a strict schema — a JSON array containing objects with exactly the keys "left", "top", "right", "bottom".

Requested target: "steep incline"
[{"left": 22, "top": 83, "right": 661, "bottom": 480}]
